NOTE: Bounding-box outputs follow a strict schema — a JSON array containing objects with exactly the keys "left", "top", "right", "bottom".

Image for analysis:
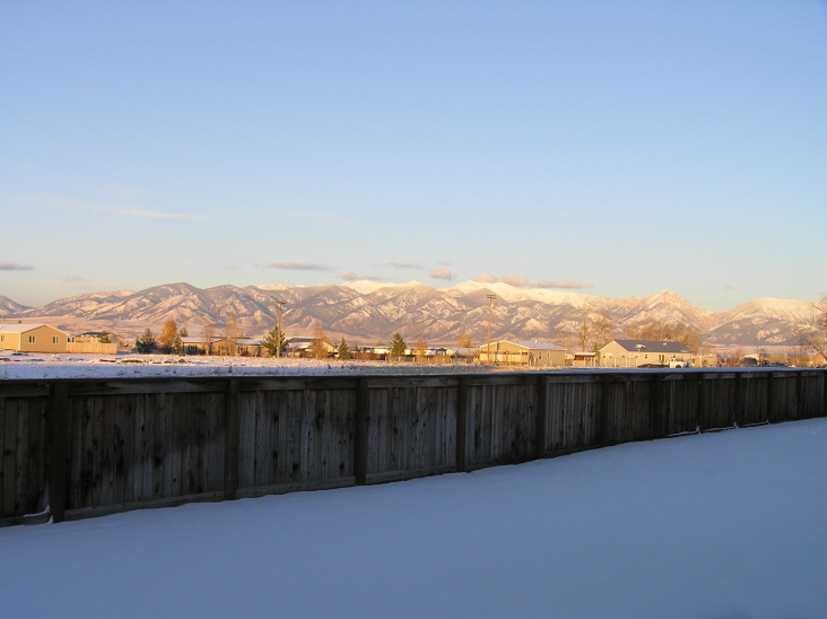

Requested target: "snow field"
[{"left": 1, "top": 418, "right": 826, "bottom": 618}]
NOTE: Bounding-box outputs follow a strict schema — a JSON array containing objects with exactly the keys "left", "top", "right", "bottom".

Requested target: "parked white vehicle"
[{"left": 668, "top": 359, "right": 689, "bottom": 368}]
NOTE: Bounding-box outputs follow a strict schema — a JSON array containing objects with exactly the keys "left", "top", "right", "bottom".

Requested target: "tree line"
[{"left": 128, "top": 295, "right": 827, "bottom": 364}]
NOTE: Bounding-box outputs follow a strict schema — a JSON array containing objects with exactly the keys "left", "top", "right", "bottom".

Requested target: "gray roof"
[
  {"left": 609, "top": 339, "right": 692, "bottom": 354},
  {"left": 484, "top": 340, "right": 565, "bottom": 351}
]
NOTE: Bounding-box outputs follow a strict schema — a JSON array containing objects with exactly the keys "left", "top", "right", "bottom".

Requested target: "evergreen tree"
[
  {"left": 262, "top": 325, "right": 288, "bottom": 357},
  {"left": 179, "top": 326, "right": 189, "bottom": 337},
  {"left": 135, "top": 328, "right": 157, "bottom": 354},
  {"left": 172, "top": 333, "right": 184, "bottom": 356},
  {"left": 389, "top": 332, "right": 407, "bottom": 360},
  {"left": 337, "top": 337, "right": 351, "bottom": 360},
  {"left": 98, "top": 331, "right": 111, "bottom": 344}
]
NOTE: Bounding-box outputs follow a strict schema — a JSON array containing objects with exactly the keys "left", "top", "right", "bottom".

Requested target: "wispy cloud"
[
  {"left": 533, "top": 280, "right": 594, "bottom": 289},
  {"left": 342, "top": 272, "right": 391, "bottom": 282},
  {"left": 266, "top": 262, "right": 335, "bottom": 272},
  {"left": 2, "top": 192, "right": 205, "bottom": 219},
  {"left": 0, "top": 262, "right": 33, "bottom": 271},
  {"left": 383, "top": 262, "right": 424, "bottom": 270},
  {"left": 428, "top": 268, "right": 455, "bottom": 281},
  {"left": 475, "top": 273, "right": 593, "bottom": 289}
]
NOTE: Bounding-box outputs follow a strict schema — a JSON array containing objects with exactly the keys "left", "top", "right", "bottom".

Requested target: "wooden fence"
[{"left": 1, "top": 369, "right": 824, "bottom": 526}]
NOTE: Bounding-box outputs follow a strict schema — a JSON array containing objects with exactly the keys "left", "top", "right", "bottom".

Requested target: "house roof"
[
  {"left": 0, "top": 323, "right": 67, "bottom": 335},
  {"left": 608, "top": 339, "right": 692, "bottom": 354},
  {"left": 180, "top": 337, "right": 262, "bottom": 346},
  {"left": 482, "top": 340, "right": 565, "bottom": 351}
]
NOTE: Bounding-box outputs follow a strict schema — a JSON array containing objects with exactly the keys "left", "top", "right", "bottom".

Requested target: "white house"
[{"left": 599, "top": 339, "right": 693, "bottom": 368}]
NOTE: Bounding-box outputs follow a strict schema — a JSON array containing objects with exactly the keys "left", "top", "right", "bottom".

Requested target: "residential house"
[
  {"left": 599, "top": 339, "right": 692, "bottom": 368},
  {"left": 478, "top": 340, "right": 566, "bottom": 367},
  {"left": 179, "top": 337, "right": 262, "bottom": 356},
  {"left": 0, "top": 323, "right": 69, "bottom": 353},
  {"left": 68, "top": 331, "right": 129, "bottom": 354},
  {"left": 286, "top": 337, "right": 335, "bottom": 358}
]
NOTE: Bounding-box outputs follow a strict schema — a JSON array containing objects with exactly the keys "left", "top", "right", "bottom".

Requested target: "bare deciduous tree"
[
  {"left": 309, "top": 324, "right": 329, "bottom": 359},
  {"left": 624, "top": 319, "right": 702, "bottom": 352},
  {"left": 414, "top": 337, "right": 428, "bottom": 363},
  {"left": 203, "top": 322, "right": 215, "bottom": 356},
  {"left": 576, "top": 305, "right": 617, "bottom": 352},
  {"left": 796, "top": 295, "right": 827, "bottom": 364}
]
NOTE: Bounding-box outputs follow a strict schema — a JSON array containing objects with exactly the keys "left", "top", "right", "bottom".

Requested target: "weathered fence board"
[{"left": 0, "top": 369, "right": 824, "bottom": 525}]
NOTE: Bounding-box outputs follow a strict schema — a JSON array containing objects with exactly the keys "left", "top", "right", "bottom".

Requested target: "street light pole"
[
  {"left": 486, "top": 294, "right": 495, "bottom": 365},
  {"left": 276, "top": 300, "right": 286, "bottom": 357}
]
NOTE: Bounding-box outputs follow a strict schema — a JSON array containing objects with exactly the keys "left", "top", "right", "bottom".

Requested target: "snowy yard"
[
  {"left": 0, "top": 351, "right": 498, "bottom": 380},
  {"left": 2, "top": 417, "right": 826, "bottom": 618}
]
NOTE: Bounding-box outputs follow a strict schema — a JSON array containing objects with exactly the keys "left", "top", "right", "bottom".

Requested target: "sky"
[{"left": 1, "top": 1, "right": 826, "bottom": 311}]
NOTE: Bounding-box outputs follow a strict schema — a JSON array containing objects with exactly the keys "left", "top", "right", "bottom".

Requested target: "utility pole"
[
  {"left": 486, "top": 294, "right": 496, "bottom": 365},
  {"left": 276, "top": 300, "right": 286, "bottom": 357}
]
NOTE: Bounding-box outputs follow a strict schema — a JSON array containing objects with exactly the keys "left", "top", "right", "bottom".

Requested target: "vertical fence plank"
[
  {"left": 354, "top": 379, "right": 368, "bottom": 485},
  {"left": 14, "top": 398, "right": 30, "bottom": 516},
  {"left": 48, "top": 383, "right": 69, "bottom": 523},
  {"left": 823, "top": 371, "right": 827, "bottom": 420},
  {"left": 596, "top": 375, "right": 610, "bottom": 447},
  {"left": 535, "top": 375, "right": 548, "bottom": 459},
  {"left": 101, "top": 395, "right": 115, "bottom": 508},
  {"left": 696, "top": 375, "right": 706, "bottom": 433},
  {"left": 455, "top": 376, "right": 468, "bottom": 473},
  {"left": 224, "top": 379, "right": 239, "bottom": 500},
  {"left": 649, "top": 374, "right": 663, "bottom": 439},
  {"left": 25, "top": 398, "right": 45, "bottom": 515}
]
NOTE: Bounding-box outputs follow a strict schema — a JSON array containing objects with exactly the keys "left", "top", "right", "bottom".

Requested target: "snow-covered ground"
[
  {"left": 2, "top": 418, "right": 825, "bottom": 618},
  {"left": 0, "top": 351, "right": 501, "bottom": 380}
]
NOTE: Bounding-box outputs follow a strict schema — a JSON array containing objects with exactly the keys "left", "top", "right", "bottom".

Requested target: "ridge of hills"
[{"left": 1, "top": 281, "right": 819, "bottom": 350}]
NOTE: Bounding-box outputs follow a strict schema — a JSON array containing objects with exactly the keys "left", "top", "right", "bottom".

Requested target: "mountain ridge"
[{"left": 1, "top": 281, "right": 818, "bottom": 350}]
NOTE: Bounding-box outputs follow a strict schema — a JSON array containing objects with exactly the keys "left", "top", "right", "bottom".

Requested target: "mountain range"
[{"left": 0, "top": 281, "right": 819, "bottom": 351}]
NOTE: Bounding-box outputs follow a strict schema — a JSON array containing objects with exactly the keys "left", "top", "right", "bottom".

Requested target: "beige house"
[
  {"left": 0, "top": 323, "right": 69, "bottom": 353},
  {"left": 479, "top": 340, "right": 566, "bottom": 367},
  {"left": 286, "top": 337, "right": 336, "bottom": 358},
  {"left": 180, "top": 337, "right": 262, "bottom": 356},
  {"left": 68, "top": 331, "right": 127, "bottom": 355},
  {"left": 599, "top": 339, "right": 692, "bottom": 368}
]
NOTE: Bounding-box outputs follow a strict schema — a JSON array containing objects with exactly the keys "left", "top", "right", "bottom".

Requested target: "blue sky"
[{"left": 2, "top": 1, "right": 825, "bottom": 311}]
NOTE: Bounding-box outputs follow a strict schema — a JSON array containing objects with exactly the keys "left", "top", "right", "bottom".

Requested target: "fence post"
[
  {"left": 455, "top": 376, "right": 468, "bottom": 472},
  {"left": 795, "top": 372, "right": 802, "bottom": 421},
  {"left": 766, "top": 371, "right": 775, "bottom": 424},
  {"left": 48, "top": 382, "right": 69, "bottom": 523},
  {"left": 354, "top": 378, "right": 368, "bottom": 485},
  {"left": 535, "top": 374, "right": 548, "bottom": 459},
  {"left": 596, "top": 374, "right": 610, "bottom": 447},
  {"left": 223, "top": 379, "right": 239, "bottom": 501},
  {"left": 696, "top": 374, "right": 706, "bottom": 433},
  {"left": 823, "top": 371, "right": 827, "bottom": 420},
  {"left": 649, "top": 373, "right": 663, "bottom": 439},
  {"left": 735, "top": 373, "right": 745, "bottom": 427}
]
